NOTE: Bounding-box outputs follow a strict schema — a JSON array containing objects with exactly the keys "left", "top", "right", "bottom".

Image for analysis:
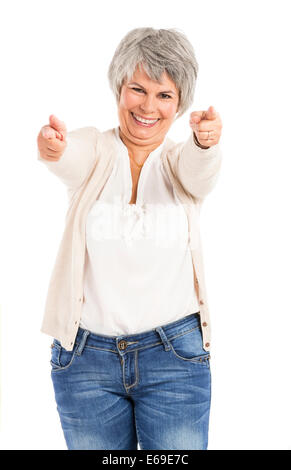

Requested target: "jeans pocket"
[
  {"left": 168, "top": 326, "right": 210, "bottom": 367},
  {"left": 50, "top": 340, "right": 78, "bottom": 372}
]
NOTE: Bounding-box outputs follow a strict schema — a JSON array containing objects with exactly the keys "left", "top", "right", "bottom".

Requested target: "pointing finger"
[{"left": 205, "top": 106, "right": 217, "bottom": 120}]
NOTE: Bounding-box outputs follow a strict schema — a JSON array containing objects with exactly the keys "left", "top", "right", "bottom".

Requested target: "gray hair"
[{"left": 107, "top": 27, "right": 199, "bottom": 118}]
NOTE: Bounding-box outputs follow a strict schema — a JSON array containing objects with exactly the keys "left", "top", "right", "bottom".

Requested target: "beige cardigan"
[{"left": 38, "top": 126, "right": 222, "bottom": 351}]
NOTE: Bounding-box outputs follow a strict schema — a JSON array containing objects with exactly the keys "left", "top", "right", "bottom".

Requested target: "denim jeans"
[{"left": 50, "top": 312, "right": 211, "bottom": 450}]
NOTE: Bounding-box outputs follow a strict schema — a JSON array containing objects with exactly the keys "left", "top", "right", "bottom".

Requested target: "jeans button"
[{"left": 118, "top": 340, "right": 128, "bottom": 350}]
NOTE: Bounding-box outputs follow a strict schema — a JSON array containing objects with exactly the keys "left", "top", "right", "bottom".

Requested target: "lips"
[{"left": 131, "top": 112, "right": 160, "bottom": 127}]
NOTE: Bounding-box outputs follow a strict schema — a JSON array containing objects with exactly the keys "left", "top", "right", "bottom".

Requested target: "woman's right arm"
[{"left": 37, "top": 114, "right": 100, "bottom": 191}]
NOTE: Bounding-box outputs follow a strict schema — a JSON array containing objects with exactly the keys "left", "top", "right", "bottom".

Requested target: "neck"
[{"left": 118, "top": 127, "right": 163, "bottom": 163}]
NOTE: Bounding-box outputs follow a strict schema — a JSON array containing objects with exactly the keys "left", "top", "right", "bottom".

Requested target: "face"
[{"left": 118, "top": 65, "right": 180, "bottom": 148}]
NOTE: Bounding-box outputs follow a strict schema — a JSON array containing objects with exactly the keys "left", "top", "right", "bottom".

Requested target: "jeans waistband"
[{"left": 73, "top": 312, "right": 201, "bottom": 355}]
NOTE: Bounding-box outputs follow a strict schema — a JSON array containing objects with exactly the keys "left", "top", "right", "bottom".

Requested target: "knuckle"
[
  {"left": 41, "top": 154, "right": 52, "bottom": 161},
  {"left": 48, "top": 154, "right": 61, "bottom": 161},
  {"left": 52, "top": 140, "right": 62, "bottom": 150}
]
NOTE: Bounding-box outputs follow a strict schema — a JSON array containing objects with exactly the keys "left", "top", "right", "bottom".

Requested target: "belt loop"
[
  {"left": 155, "top": 326, "right": 171, "bottom": 351},
  {"left": 76, "top": 330, "right": 90, "bottom": 356}
]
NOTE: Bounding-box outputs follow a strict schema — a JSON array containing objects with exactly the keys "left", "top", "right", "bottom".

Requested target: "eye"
[
  {"left": 160, "top": 93, "right": 172, "bottom": 99},
  {"left": 132, "top": 87, "right": 145, "bottom": 93}
]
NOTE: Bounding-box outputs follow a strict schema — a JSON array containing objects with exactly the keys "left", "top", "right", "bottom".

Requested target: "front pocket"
[
  {"left": 50, "top": 341, "right": 78, "bottom": 372},
  {"left": 168, "top": 326, "right": 210, "bottom": 366}
]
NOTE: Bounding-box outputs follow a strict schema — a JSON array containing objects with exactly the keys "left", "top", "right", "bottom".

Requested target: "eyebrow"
[{"left": 128, "top": 82, "right": 176, "bottom": 95}]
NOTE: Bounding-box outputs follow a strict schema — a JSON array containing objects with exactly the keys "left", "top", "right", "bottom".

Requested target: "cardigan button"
[
  {"left": 199, "top": 300, "right": 204, "bottom": 305},
  {"left": 202, "top": 322, "right": 208, "bottom": 327},
  {"left": 205, "top": 342, "right": 210, "bottom": 347}
]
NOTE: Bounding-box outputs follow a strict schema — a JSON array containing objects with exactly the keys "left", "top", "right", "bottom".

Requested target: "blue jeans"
[{"left": 50, "top": 312, "right": 211, "bottom": 450}]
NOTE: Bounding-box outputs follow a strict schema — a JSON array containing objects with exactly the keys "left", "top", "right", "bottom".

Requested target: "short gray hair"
[{"left": 107, "top": 27, "right": 199, "bottom": 118}]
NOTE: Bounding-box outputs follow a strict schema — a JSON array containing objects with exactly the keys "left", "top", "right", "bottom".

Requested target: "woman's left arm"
[{"left": 174, "top": 106, "right": 223, "bottom": 200}]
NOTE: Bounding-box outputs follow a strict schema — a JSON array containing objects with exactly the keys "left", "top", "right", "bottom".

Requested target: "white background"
[{"left": 0, "top": 0, "right": 290, "bottom": 450}]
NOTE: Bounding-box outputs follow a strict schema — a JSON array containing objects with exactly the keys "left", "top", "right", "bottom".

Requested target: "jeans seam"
[
  {"left": 126, "top": 350, "right": 139, "bottom": 390},
  {"left": 169, "top": 344, "right": 211, "bottom": 366},
  {"left": 167, "top": 325, "right": 200, "bottom": 341},
  {"left": 82, "top": 344, "right": 118, "bottom": 353},
  {"left": 82, "top": 342, "right": 163, "bottom": 354}
]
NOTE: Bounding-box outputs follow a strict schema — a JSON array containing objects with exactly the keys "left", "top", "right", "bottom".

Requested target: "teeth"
[{"left": 133, "top": 113, "right": 158, "bottom": 124}]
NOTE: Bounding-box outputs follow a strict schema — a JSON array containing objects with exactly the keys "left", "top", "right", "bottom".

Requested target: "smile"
[{"left": 131, "top": 112, "right": 160, "bottom": 127}]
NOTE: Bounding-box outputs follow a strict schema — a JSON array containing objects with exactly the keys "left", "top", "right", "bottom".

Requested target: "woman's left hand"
[{"left": 189, "top": 106, "right": 222, "bottom": 148}]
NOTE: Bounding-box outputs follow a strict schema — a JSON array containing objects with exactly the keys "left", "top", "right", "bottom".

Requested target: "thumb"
[{"left": 49, "top": 114, "right": 67, "bottom": 140}]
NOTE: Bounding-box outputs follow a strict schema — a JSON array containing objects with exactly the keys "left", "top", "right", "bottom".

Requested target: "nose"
[{"left": 139, "top": 94, "right": 157, "bottom": 115}]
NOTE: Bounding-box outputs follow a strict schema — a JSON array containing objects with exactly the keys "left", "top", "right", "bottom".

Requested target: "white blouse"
[{"left": 79, "top": 127, "right": 200, "bottom": 336}]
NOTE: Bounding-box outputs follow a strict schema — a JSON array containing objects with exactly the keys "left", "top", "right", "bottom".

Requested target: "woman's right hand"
[{"left": 37, "top": 115, "right": 67, "bottom": 161}]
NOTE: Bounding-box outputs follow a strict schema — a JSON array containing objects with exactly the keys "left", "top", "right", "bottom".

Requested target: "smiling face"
[{"left": 118, "top": 64, "right": 180, "bottom": 150}]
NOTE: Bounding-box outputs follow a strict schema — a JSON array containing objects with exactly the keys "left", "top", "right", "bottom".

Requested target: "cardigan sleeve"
[
  {"left": 37, "top": 126, "right": 100, "bottom": 191},
  {"left": 174, "top": 132, "right": 222, "bottom": 200}
]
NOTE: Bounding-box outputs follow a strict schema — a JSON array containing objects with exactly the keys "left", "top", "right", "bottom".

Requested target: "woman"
[{"left": 37, "top": 27, "right": 223, "bottom": 450}]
